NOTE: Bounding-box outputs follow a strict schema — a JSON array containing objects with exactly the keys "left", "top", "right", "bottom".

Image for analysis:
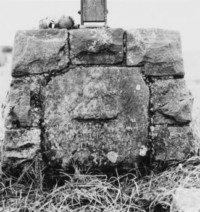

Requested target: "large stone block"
[
  {"left": 144, "top": 61, "right": 184, "bottom": 76},
  {"left": 3, "top": 129, "right": 41, "bottom": 166},
  {"left": 150, "top": 79, "right": 193, "bottom": 124},
  {"left": 2, "top": 27, "right": 194, "bottom": 173},
  {"left": 151, "top": 125, "right": 194, "bottom": 160},
  {"left": 126, "top": 29, "right": 184, "bottom": 76},
  {"left": 43, "top": 67, "right": 149, "bottom": 168},
  {"left": 3, "top": 76, "right": 44, "bottom": 129},
  {"left": 12, "top": 29, "right": 69, "bottom": 77},
  {"left": 70, "top": 28, "right": 124, "bottom": 65}
]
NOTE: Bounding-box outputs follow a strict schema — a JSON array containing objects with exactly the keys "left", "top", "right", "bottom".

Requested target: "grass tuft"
[{"left": 1, "top": 156, "right": 200, "bottom": 212}]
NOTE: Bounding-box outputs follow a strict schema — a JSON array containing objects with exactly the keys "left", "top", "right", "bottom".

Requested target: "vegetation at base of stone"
[{"left": 0, "top": 156, "right": 200, "bottom": 212}]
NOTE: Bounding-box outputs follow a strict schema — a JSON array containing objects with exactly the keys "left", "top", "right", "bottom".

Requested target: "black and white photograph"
[{"left": 0, "top": 0, "right": 200, "bottom": 211}]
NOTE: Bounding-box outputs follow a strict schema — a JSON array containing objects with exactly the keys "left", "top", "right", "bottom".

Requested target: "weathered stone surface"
[
  {"left": 126, "top": 29, "right": 184, "bottom": 76},
  {"left": 3, "top": 128, "right": 41, "bottom": 166},
  {"left": 144, "top": 61, "right": 184, "bottom": 76},
  {"left": 2, "top": 27, "right": 194, "bottom": 173},
  {"left": 43, "top": 67, "right": 149, "bottom": 168},
  {"left": 150, "top": 79, "right": 193, "bottom": 124},
  {"left": 12, "top": 29, "right": 69, "bottom": 77},
  {"left": 70, "top": 28, "right": 124, "bottom": 65},
  {"left": 151, "top": 125, "right": 194, "bottom": 160},
  {"left": 3, "top": 76, "right": 44, "bottom": 129}
]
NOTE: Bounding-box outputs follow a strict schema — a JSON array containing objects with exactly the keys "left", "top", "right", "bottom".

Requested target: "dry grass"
[{"left": 0, "top": 156, "right": 200, "bottom": 212}]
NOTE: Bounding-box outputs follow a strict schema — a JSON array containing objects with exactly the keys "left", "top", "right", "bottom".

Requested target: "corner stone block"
[
  {"left": 12, "top": 29, "right": 69, "bottom": 77},
  {"left": 3, "top": 129, "right": 41, "bottom": 166},
  {"left": 126, "top": 28, "right": 184, "bottom": 76},
  {"left": 151, "top": 125, "right": 194, "bottom": 161},
  {"left": 43, "top": 67, "right": 149, "bottom": 168},
  {"left": 150, "top": 79, "right": 193, "bottom": 124},
  {"left": 70, "top": 28, "right": 124, "bottom": 65},
  {"left": 3, "top": 76, "right": 43, "bottom": 129}
]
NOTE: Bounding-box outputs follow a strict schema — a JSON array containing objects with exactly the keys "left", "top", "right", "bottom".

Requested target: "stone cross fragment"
[{"left": 79, "top": 0, "right": 108, "bottom": 26}]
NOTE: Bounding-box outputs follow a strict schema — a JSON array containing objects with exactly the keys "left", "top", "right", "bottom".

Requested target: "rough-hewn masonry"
[{"left": 2, "top": 28, "right": 194, "bottom": 172}]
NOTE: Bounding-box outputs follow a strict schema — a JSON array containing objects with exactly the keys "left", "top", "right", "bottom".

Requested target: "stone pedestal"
[{"left": 2, "top": 28, "right": 194, "bottom": 171}]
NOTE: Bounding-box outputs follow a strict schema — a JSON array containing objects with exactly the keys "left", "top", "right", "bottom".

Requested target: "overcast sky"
[{"left": 0, "top": 0, "right": 200, "bottom": 54}]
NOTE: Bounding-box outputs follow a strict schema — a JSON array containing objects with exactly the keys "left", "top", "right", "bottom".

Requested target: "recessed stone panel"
[{"left": 44, "top": 67, "right": 149, "bottom": 168}]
